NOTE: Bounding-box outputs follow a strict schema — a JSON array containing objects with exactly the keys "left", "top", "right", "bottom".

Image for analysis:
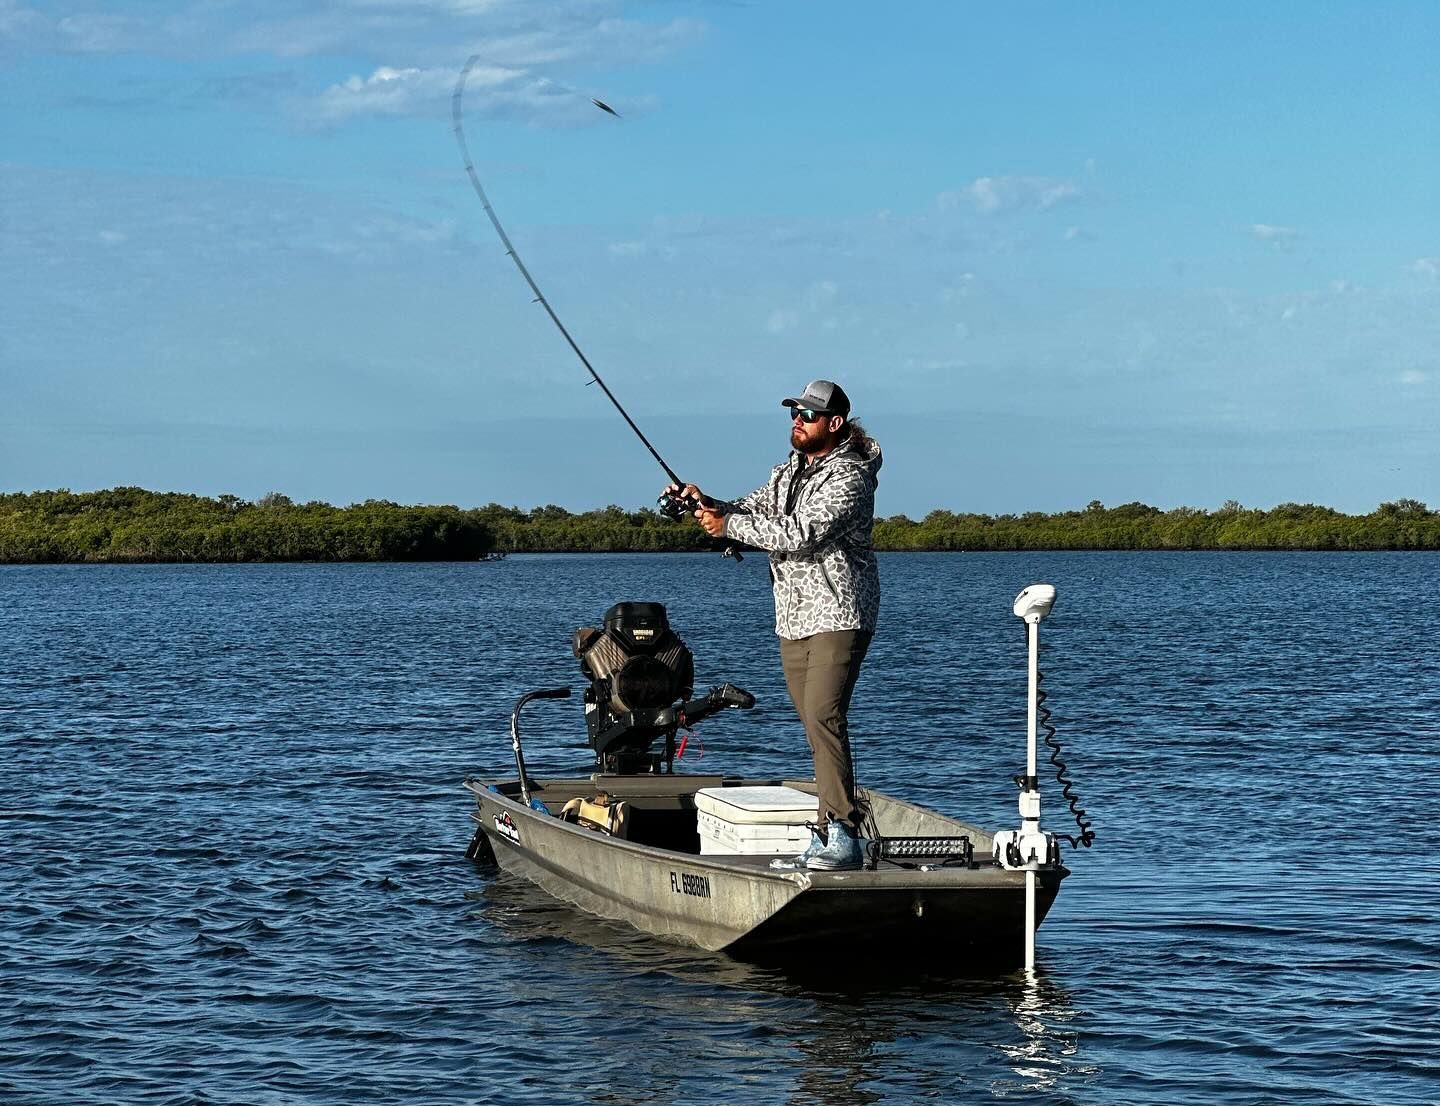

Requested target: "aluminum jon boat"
[{"left": 464, "top": 592, "right": 1084, "bottom": 967}]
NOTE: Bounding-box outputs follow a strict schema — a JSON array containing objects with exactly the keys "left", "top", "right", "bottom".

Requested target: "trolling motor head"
[
  {"left": 574, "top": 602, "right": 752, "bottom": 774},
  {"left": 1013, "top": 583, "right": 1057, "bottom": 624}
]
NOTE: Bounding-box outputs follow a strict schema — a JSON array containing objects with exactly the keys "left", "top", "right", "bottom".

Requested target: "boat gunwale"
[{"left": 464, "top": 775, "right": 1071, "bottom": 888}]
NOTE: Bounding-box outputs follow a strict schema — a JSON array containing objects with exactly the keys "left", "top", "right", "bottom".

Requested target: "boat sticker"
[
  {"left": 669, "top": 870, "right": 712, "bottom": 899},
  {"left": 492, "top": 811, "right": 521, "bottom": 845}
]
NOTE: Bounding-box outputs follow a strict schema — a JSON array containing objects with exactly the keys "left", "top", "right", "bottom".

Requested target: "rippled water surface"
[{"left": 5, "top": 553, "right": 1439, "bottom": 1104}]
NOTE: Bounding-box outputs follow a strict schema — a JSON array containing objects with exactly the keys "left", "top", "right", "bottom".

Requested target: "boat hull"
[{"left": 466, "top": 775, "right": 1066, "bottom": 962}]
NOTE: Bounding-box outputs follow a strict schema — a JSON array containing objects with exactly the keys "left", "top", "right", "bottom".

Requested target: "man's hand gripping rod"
[{"left": 452, "top": 57, "right": 740, "bottom": 561}]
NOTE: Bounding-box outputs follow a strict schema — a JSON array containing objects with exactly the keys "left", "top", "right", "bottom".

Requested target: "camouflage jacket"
[{"left": 721, "top": 432, "right": 882, "bottom": 639}]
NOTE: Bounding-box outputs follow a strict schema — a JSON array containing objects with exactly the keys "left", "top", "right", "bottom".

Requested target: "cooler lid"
[{"left": 694, "top": 785, "right": 815, "bottom": 824}]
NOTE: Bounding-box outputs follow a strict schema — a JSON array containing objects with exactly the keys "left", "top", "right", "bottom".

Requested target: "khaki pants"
[{"left": 779, "top": 629, "right": 872, "bottom": 829}]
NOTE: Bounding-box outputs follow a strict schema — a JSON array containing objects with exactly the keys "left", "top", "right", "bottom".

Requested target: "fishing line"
[{"left": 450, "top": 56, "right": 682, "bottom": 488}]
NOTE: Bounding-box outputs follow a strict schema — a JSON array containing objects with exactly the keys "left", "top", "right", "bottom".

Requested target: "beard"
[{"left": 791, "top": 424, "right": 832, "bottom": 454}]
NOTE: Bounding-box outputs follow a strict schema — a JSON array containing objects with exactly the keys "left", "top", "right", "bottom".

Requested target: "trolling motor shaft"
[{"left": 993, "top": 583, "right": 1061, "bottom": 973}]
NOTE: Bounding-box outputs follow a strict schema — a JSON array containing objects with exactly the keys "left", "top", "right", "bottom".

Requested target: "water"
[{"left": 4, "top": 553, "right": 1438, "bottom": 1105}]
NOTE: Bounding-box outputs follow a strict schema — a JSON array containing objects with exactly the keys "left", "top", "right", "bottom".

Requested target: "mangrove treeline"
[{"left": 1, "top": 489, "right": 1437, "bottom": 564}]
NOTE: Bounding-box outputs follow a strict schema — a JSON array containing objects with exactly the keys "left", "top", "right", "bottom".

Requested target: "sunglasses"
[{"left": 791, "top": 408, "right": 831, "bottom": 423}]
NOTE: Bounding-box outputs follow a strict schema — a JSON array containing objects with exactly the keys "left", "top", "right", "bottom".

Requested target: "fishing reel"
[
  {"left": 657, "top": 488, "right": 745, "bottom": 560},
  {"left": 574, "top": 602, "right": 754, "bottom": 774},
  {"left": 657, "top": 487, "right": 702, "bottom": 521}
]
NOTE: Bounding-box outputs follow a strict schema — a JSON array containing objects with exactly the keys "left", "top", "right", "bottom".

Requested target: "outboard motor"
[{"left": 574, "top": 602, "right": 754, "bottom": 774}]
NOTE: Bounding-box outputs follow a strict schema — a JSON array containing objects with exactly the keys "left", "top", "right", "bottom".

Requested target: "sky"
[{"left": 2, "top": 1, "right": 1437, "bottom": 517}]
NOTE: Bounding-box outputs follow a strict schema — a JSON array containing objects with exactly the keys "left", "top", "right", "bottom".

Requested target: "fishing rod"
[{"left": 451, "top": 56, "right": 738, "bottom": 558}]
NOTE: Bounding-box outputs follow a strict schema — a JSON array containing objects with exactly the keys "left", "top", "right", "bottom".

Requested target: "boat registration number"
[{"left": 669, "top": 870, "right": 712, "bottom": 899}]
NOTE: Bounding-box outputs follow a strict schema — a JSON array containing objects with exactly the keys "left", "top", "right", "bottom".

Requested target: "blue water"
[{"left": 4, "top": 553, "right": 1439, "bottom": 1105}]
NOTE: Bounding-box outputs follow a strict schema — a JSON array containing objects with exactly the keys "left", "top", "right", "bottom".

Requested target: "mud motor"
[{"left": 573, "top": 602, "right": 754, "bottom": 774}]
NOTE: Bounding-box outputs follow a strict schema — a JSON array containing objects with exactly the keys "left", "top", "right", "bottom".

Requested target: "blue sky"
[{"left": 2, "top": 1, "right": 1436, "bottom": 517}]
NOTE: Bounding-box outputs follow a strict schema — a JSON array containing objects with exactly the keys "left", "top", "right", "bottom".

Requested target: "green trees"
[
  {"left": 870, "top": 500, "right": 1438, "bottom": 551},
  {"left": 0, "top": 489, "right": 1435, "bottom": 562},
  {"left": 0, "top": 489, "right": 494, "bottom": 563}
]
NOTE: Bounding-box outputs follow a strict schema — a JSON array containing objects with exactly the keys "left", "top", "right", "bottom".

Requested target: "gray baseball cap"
[{"left": 781, "top": 379, "right": 851, "bottom": 416}]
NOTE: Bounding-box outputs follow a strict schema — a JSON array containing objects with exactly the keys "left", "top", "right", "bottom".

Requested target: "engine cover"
[{"left": 573, "top": 602, "right": 695, "bottom": 770}]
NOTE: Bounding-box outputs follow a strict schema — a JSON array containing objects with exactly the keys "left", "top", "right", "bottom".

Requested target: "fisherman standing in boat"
[{"left": 664, "top": 380, "right": 881, "bottom": 872}]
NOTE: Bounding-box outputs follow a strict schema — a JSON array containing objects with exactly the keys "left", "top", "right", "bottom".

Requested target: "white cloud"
[
  {"left": 802, "top": 280, "right": 838, "bottom": 311},
  {"left": 761, "top": 279, "right": 845, "bottom": 336},
  {"left": 7, "top": 2, "right": 700, "bottom": 126},
  {"left": 938, "top": 175, "right": 1081, "bottom": 215},
  {"left": 609, "top": 241, "right": 647, "bottom": 258},
  {"left": 354, "top": 213, "right": 458, "bottom": 246},
  {"left": 10, "top": 1, "right": 698, "bottom": 60},
  {"left": 229, "top": 7, "right": 702, "bottom": 66},
  {"left": 309, "top": 65, "right": 461, "bottom": 124},
  {"left": 303, "top": 42, "right": 662, "bottom": 125},
  {"left": 0, "top": 163, "right": 469, "bottom": 274},
  {"left": 1250, "top": 223, "right": 1298, "bottom": 244},
  {"left": 1399, "top": 369, "right": 1427, "bottom": 386},
  {"left": 56, "top": 13, "right": 141, "bottom": 52},
  {"left": 1412, "top": 257, "right": 1440, "bottom": 279},
  {"left": 0, "top": 0, "right": 41, "bottom": 39},
  {"left": 8, "top": 5, "right": 190, "bottom": 53},
  {"left": 445, "top": 14, "right": 703, "bottom": 68},
  {"left": 938, "top": 274, "right": 979, "bottom": 302},
  {"left": 766, "top": 309, "right": 798, "bottom": 334}
]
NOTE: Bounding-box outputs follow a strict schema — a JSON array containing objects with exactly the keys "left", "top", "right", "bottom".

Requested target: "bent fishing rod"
[{"left": 451, "top": 56, "right": 739, "bottom": 559}]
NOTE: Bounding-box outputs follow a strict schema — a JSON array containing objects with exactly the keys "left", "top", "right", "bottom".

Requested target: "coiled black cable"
[{"left": 1036, "top": 663, "right": 1095, "bottom": 849}]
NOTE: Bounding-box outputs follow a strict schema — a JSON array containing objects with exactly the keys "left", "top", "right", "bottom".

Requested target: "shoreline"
[{"left": 4, "top": 487, "right": 1438, "bottom": 562}]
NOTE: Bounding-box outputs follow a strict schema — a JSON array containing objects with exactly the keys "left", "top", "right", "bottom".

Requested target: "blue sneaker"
[
  {"left": 806, "top": 815, "right": 863, "bottom": 871},
  {"left": 769, "top": 822, "right": 827, "bottom": 870}
]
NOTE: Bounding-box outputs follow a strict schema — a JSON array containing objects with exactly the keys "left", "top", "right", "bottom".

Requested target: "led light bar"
[{"left": 866, "top": 835, "right": 974, "bottom": 868}]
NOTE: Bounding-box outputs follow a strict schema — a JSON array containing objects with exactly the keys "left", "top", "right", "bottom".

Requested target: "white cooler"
[{"left": 694, "top": 785, "right": 815, "bottom": 855}]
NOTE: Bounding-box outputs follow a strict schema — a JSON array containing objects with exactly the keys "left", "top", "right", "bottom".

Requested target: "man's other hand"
[{"left": 695, "top": 504, "right": 727, "bottom": 537}]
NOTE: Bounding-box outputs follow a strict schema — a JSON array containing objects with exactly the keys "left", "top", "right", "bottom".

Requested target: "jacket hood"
[{"left": 799, "top": 430, "right": 882, "bottom": 486}]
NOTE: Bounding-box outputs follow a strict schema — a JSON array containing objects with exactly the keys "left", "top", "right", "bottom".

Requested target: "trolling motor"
[
  {"left": 574, "top": 602, "right": 754, "bottom": 774},
  {"left": 992, "top": 583, "right": 1095, "bottom": 972},
  {"left": 992, "top": 584, "right": 1059, "bottom": 973}
]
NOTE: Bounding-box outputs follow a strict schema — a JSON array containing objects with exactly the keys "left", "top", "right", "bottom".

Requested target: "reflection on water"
[
  {"left": 466, "top": 868, "right": 784, "bottom": 989},
  {"left": 996, "top": 972, "right": 1096, "bottom": 1095},
  {"left": 467, "top": 865, "right": 1098, "bottom": 1104}
]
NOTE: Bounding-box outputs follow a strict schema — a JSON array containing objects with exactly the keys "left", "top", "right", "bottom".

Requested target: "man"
[{"left": 665, "top": 379, "right": 881, "bottom": 871}]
